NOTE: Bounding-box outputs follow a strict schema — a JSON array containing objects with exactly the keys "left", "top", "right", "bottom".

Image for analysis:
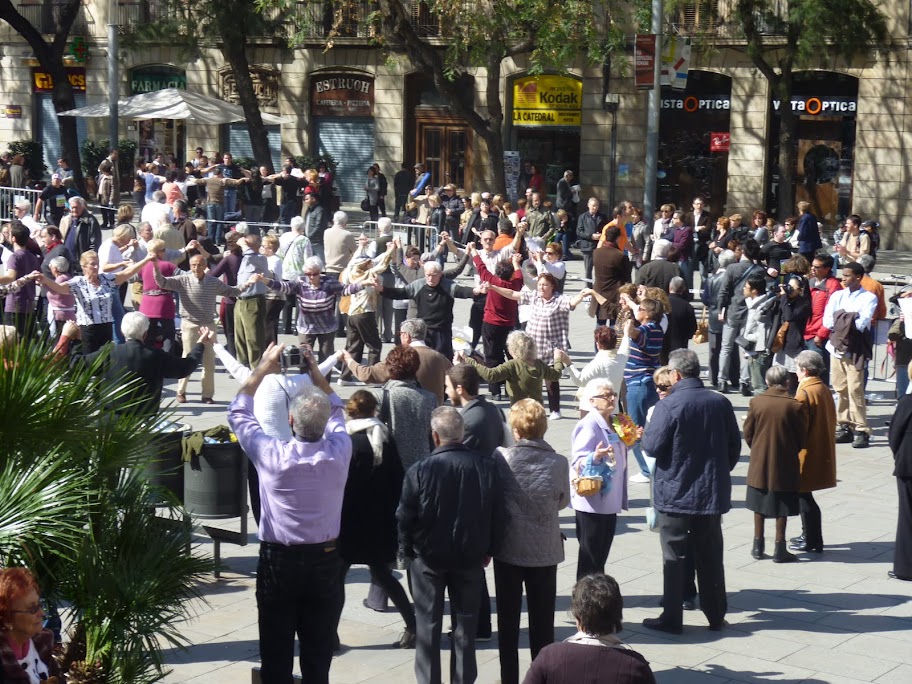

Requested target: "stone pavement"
[{"left": 158, "top": 240, "right": 912, "bottom": 684}]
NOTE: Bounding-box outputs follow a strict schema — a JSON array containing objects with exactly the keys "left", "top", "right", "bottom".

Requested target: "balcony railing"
[
  {"left": 667, "top": 0, "right": 790, "bottom": 38},
  {"left": 16, "top": 0, "right": 92, "bottom": 35}
]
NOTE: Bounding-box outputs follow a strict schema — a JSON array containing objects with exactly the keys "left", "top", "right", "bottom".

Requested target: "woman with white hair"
[
  {"left": 570, "top": 377, "right": 629, "bottom": 579},
  {"left": 458, "top": 330, "right": 564, "bottom": 405}
]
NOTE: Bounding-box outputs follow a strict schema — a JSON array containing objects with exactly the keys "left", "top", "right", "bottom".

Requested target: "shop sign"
[
  {"left": 710, "top": 132, "right": 731, "bottom": 152},
  {"left": 310, "top": 73, "right": 375, "bottom": 117},
  {"left": 32, "top": 67, "right": 86, "bottom": 94},
  {"left": 635, "top": 35, "right": 656, "bottom": 90},
  {"left": 772, "top": 96, "right": 857, "bottom": 116},
  {"left": 3, "top": 105, "right": 22, "bottom": 119},
  {"left": 69, "top": 37, "right": 88, "bottom": 64},
  {"left": 130, "top": 65, "right": 186, "bottom": 94},
  {"left": 661, "top": 95, "right": 730, "bottom": 112},
  {"left": 220, "top": 66, "right": 279, "bottom": 110},
  {"left": 512, "top": 75, "right": 582, "bottom": 127}
]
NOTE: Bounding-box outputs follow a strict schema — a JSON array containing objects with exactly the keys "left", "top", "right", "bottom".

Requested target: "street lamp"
[
  {"left": 108, "top": 0, "right": 119, "bottom": 150},
  {"left": 604, "top": 93, "right": 620, "bottom": 213}
]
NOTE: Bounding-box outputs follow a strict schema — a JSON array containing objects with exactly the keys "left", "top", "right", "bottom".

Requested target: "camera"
[{"left": 280, "top": 345, "right": 310, "bottom": 374}]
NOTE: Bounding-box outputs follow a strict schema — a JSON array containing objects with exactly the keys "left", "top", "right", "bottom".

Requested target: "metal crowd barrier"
[
  {"left": 0, "top": 187, "right": 42, "bottom": 221},
  {"left": 358, "top": 220, "right": 440, "bottom": 253}
]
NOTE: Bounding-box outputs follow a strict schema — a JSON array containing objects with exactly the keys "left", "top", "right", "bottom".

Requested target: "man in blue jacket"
[{"left": 641, "top": 348, "right": 741, "bottom": 634}]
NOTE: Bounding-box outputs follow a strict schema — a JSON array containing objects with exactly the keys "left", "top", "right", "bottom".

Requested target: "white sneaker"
[
  {"left": 548, "top": 411, "right": 562, "bottom": 421},
  {"left": 629, "top": 472, "right": 651, "bottom": 484}
]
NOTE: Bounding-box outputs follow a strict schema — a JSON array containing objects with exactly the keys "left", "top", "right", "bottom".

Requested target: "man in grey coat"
[{"left": 641, "top": 349, "right": 741, "bottom": 635}]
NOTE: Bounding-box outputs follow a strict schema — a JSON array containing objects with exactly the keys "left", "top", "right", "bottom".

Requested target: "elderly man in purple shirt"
[{"left": 228, "top": 343, "right": 351, "bottom": 684}]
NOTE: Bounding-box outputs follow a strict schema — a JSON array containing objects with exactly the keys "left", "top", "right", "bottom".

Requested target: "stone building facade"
[{"left": 1, "top": 1, "right": 911, "bottom": 245}]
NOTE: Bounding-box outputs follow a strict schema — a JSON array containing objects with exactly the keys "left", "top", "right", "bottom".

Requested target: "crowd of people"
[{"left": 2, "top": 151, "right": 911, "bottom": 684}]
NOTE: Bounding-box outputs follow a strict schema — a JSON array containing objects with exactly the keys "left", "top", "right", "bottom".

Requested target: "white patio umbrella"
[{"left": 57, "top": 87, "right": 285, "bottom": 124}]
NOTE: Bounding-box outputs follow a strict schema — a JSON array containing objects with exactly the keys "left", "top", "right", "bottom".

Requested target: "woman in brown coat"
[
  {"left": 743, "top": 365, "right": 808, "bottom": 563},
  {"left": 789, "top": 350, "right": 837, "bottom": 554}
]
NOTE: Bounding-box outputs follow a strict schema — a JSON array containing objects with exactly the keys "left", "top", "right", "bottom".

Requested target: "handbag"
[
  {"left": 573, "top": 476, "right": 603, "bottom": 497},
  {"left": 735, "top": 334, "right": 755, "bottom": 351},
  {"left": 339, "top": 294, "right": 351, "bottom": 315},
  {"left": 361, "top": 198, "right": 371, "bottom": 212},
  {"left": 771, "top": 321, "right": 790, "bottom": 353},
  {"left": 693, "top": 306, "right": 709, "bottom": 344}
]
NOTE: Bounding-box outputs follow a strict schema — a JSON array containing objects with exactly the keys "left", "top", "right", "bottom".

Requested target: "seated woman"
[
  {"left": 0, "top": 567, "right": 61, "bottom": 684},
  {"left": 458, "top": 330, "right": 564, "bottom": 405},
  {"left": 522, "top": 574, "right": 656, "bottom": 684}
]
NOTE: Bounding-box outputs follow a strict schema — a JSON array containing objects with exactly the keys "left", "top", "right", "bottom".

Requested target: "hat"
[
  {"left": 303, "top": 186, "right": 315, "bottom": 196},
  {"left": 51, "top": 173, "right": 62, "bottom": 181}
]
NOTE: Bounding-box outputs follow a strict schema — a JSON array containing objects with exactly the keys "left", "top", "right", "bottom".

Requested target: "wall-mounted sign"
[
  {"left": 661, "top": 95, "right": 731, "bottom": 112},
  {"left": 69, "top": 37, "right": 88, "bottom": 63},
  {"left": 32, "top": 67, "right": 86, "bottom": 93},
  {"left": 710, "top": 132, "right": 731, "bottom": 152},
  {"left": 130, "top": 65, "right": 186, "bottom": 94},
  {"left": 512, "top": 75, "right": 582, "bottom": 127},
  {"left": 772, "top": 96, "right": 857, "bottom": 116},
  {"left": 220, "top": 65, "right": 279, "bottom": 110},
  {"left": 3, "top": 105, "right": 22, "bottom": 119},
  {"left": 310, "top": 73, "right": 375, "bottom": 117},
  {"left": 635, "top": 35, "right": 656, "bottom": 90}
]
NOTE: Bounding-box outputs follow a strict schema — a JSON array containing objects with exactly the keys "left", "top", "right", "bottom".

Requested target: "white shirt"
[
  {"left": 568, "top": 334, "right": 630, "bottom": 409},
  {"left": 822, "top": 286, "right": 878, "bottom": 357},
  {"left": 215, "top": 344, "right": 339, "bottom": 441},
  {"left": 98, "top": 237, "right": 125, "bottom": 273},
  {"left": 140, "top": 201, "right": 170, "bottom": 229}
]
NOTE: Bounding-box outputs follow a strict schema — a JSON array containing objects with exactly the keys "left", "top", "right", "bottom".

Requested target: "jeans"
[
  {"left": 207, "top": 203, "right": 226, "bottom": 243},
  {"left": 256, "top": 541, "right": 343, "bottom": 684},
  {"left": 279, "top": 200, "right": 297, "bottom": 229},
  {"left": 410, "top": 556, "right": 484, "bottom": 684},
  {"left": 748, "top": 352, "right": 772, "bottom": 394},
  {"left": 225, "top": 187, "right": 238, "bottom": 214},
  {"left": 339, "top": 312, "right": 382, "bottom": 381},
  {"left": 482, "top": 322, "right": 511, "bottom": 396},
  {"left": 626, "top": 375, "right": 658, "bottom": 476},
  {"left": 898, "top": 364, "right": 910, "bottom": 399},
  {"left": 717, "top": 323, "right": 740, "bottom": 388}
]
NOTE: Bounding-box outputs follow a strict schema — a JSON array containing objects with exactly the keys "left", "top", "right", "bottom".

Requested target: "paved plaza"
[{"left": 159, "top": 241, "right": 912, "bottom": 684}]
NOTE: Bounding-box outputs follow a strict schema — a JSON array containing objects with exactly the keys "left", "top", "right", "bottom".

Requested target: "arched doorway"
[
  {"left": 766, "top": 72, "right": 858, "bottom": 226},
  {"left": 658, "top": 70, "right": 732, "bottom": 218}
]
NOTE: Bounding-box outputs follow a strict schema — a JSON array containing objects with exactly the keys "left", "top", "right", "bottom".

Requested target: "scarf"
[
  {"left": 346, "top": 417, "right": 389, "bottom": 466},
  {"left": 565, "top": 630, "right": 632, "bottom": 650}
]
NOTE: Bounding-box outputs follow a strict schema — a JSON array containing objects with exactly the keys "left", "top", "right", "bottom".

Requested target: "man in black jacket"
[
  {"left": 76, "top": 311, "right": 210, "bottom": 417},
  {"left": 664, "top": 276, "right": 698, "bottom": 355},
  {"left": 393, "top": 163, "right": 413, "bottom": 220},
  {"left": 576, "top": 197, "right": 607, "bottom": 281},
  {"left": 397, "top": 406, "right": 504, "bottom": 684}
]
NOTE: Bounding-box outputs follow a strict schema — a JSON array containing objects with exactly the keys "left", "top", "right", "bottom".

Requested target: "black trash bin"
[
  {"left": 148, "top": 420, "right": 191, "bottom": 504},
  {"left": 183, "top": 441, "right": 246, "bottom": 519}
]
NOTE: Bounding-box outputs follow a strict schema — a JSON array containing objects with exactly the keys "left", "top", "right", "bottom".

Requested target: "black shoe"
[
  {"left": 740, "top": 382, "right": 753, "bottom": 397},
  {"left": 362, "top": 599, "right": 389, "bottom": 613},
  {"left": 718, "top": 382, "right": 730, "bottom": 394},
  {"left": 888, "top": 570, "right": 912, "bottom": 581},
  {"left": 835, "top": 427, "right": 854, "bottom": 444},
  {"left": 790, "top": 539, "right": 823, "bottom": 553},
  {"left": 682, "top": 598, "right": 697, "bottom": 611},
  {"left": 397, "top": 628, "right": 416, "bottom": 649},
  {"left": 476, "top": 629, "right": 492, "bottom": 642},
  {"left": 852, "top": 432, "right": 870, "bottom": 449},
  {"left": 642, "top": 617, "right": 682, "bottom": 635},
  {"left": 751, "top": 537, "right": 764, "bottom": 560},
  {"left": 772, "top": 541, "right": 798, "bottom": 563},
  {"left": 708, "top": 619, "right": 727, "bottom": 632}
]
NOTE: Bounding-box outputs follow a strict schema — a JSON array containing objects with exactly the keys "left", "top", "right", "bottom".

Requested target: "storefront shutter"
[
  {"left": 39, "top": 93, "right": 87, "bottom": 178},
  {"left": 227, "top": 123, "right": 282, "bottom": 174},
  {"left": 314, "top": 117, "right": 375, "bottom": 205}
]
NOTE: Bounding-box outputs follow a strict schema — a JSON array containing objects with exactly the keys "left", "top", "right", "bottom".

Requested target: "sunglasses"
[
  {"left": 656, "top": 383, "right": 671, "bottom": 392},
  {"left": 591, "top": 393, "right": 616, "bottom": 400}
]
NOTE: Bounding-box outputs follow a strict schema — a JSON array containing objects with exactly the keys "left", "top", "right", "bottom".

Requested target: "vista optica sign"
[{"left": 512, "top": 75, "right": 582, "bottom": 127}]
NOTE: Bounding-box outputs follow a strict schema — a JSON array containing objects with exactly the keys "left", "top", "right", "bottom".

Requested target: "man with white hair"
[
  {"left": 323, "top": 210, "right": 356, "bottom": 279},
  {"left": 398, "top": 405, "right": 504, "bottom": 684},
  {"left": 235, "top": 233, "right": 270, "bottom": 367},
  {"left": 279, "top": 215, "right": 313, "bottom": 336},
  {"left": 77, "top": 311, "right": 212, "bottom": 417},
  {"left": 379, "top": 261, "right": 481, "bottom": 360},
  {"left": 229, "top": 344, "right": 351, "bottom": 684},
  {"left": 141, "top": 190, "right": 171, "bottom": 228},
  {"left": 59, "top": 197, "right": 101, "bottom": 272},
  {"left": 12, "top": 200, "right": 41, "bottom": 237},
  {"left": 636, "top": 239, "right": 681, "bottom": 292}
]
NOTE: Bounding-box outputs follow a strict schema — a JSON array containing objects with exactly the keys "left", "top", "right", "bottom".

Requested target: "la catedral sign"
[{"left": 512, "top": 75, "right": 582, "bottom": 127}]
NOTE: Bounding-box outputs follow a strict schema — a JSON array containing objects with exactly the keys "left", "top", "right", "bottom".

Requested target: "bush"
[
  {"left": 296, "top": 153, "right": 337, "bottom": 172},
  {"left": 82, "top": 138, "right": 138, "bottom": 179},
  {"left": 7, "top": 140, "right": 47, "bottom": 181},
  {"left": 231, "top": 156, "right": 256, "bottom": 170}
]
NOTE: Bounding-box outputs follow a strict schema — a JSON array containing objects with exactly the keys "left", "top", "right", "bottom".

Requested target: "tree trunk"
[
  {"left": 483, "top": 56, "right": 506, "bottom": 195},
  {"left": 0, "top": 0, "right": 83, "bottom": 189},
  {"left": 775, "top": 74, "right": 796, "bottom": 222},
  {"left": 219, "top": 39, "right": 271, "bottom": 170}
]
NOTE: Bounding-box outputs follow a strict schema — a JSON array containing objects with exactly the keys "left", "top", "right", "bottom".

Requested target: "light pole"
[
  {"left": 107, "top": 0, "right": 119, "bottom": 150},
  {"left": 604, "top": 93, "right": 620, "bottom": 213}
]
